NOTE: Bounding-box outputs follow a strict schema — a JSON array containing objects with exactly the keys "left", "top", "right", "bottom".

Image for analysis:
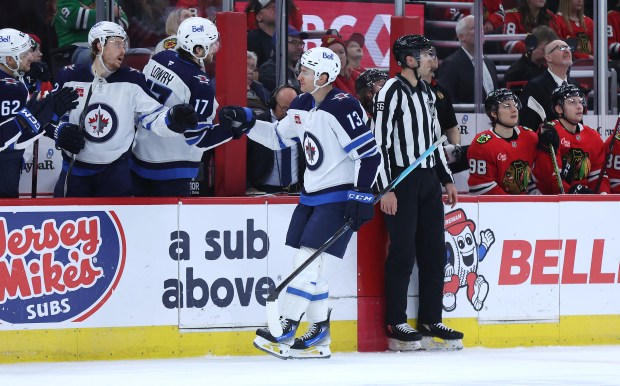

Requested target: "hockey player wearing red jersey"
[
  {"left": 533, "top": 84, "right": 609, "bottom": 194},
  {"left": 603, "top": 129, "right": 620, "bottom": 193},
  {"left": 468, "top": 88, "right": 540, "bottom": 195},
  {"left": 503, "top": 0, "right": 559, "bottom": 54}
]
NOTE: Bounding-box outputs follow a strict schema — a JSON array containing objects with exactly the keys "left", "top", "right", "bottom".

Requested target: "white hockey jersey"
[
  {"left": 132, "top": 50, "right": 232, "bottom": 180},
  {"left": 248, "top": 88, "right": 380, "bottom": 206},
  {"left": 55, "top": 64, "right": 174, "bottom": 176}
]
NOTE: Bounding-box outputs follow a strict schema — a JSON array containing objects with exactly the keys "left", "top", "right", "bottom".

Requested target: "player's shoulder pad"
[
  {"left": 475, "top": 132, "right": 493, "bottom": 145},
  {"left": 290, "top": 92, "right": 314, "bottom": 111},
  {"left": 56, "top": 64, "right": 93, "bottom": 84},
  {"left": 320, "top": 88, "right": 360, "bottom": 113},
  {"left": 109, "top": 67, "right": 148, "bottom": 86}
]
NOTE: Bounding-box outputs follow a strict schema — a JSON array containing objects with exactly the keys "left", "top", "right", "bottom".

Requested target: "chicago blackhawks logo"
[
  {"left": 443, "top": 209, "right": 495, "bottom": 312},
  {"left": 303, "top": 132, "right": 323, "bottom": 170},
  {"left": 502, "top": 159, "right": 531, "bottom": 194},
  {"left": 564, "top": 148, "right": 591, "bottom": 181},
  {"left": 83, "top": 103, "right": 118, "bottom": 143}
]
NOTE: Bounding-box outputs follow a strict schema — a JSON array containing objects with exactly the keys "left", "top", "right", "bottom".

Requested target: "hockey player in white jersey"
[
  {"left": 53, "top": 21, "right": 199, "bottom": 197},
  {"left": 0, "top": 28, "right": 81, "bottom": 197},
  {"left": 131, "top": 17, "right": 234, "bottom": 196},
  {"left": 220, "top": 47, "right": 381, "bottom": 359}
]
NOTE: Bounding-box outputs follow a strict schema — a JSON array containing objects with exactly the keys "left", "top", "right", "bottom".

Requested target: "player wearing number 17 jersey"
[
  {"left": 467, "top": 89, "right": 540, "bottom": 195},
  {"left": 131, "top": 17, "right": 233, "bottom": 196}
]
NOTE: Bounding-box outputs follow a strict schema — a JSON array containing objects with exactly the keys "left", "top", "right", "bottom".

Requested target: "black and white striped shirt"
[{"left": 371, "top": 74, "right": 453, "bottom": 190}]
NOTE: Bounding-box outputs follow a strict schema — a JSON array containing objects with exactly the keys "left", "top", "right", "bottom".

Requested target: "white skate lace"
[
  {"left": 395, "top": 323, "right": 417, "bottom": 334},
  {"left": 434, "top": 323, "right": 454, "bottom": 332},
  {"left": 299, "top": 323, "right": 318, "bottom": 340}
]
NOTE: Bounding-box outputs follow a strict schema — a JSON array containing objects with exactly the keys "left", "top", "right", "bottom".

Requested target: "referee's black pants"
[{"left": 384, "top": 167, "right": 446, "bottom": 326}]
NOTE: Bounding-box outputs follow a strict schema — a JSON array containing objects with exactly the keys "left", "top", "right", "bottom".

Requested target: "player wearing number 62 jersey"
[
  {"left": 467, "top": 89, "right": 540, "bottom": 195},
  {"left": 132, "top": 17, "right": 234, "bottom": 196}
]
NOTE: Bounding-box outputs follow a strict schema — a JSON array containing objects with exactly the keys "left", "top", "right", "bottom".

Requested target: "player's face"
[
  {"left": 17, "top": 49, "right": 34, "bottom": 72},
  {"left": 371, "top": 79, "right": 386, "bottom": 94},
  {"left": 495, "top": 100, "right": 519, "bottom": 127},
  {"left": 346, "top": 41, "right": 363, "bottom": 61},
  {"left": 297, "top": 65, "right": 316, "bottom": 93},
  {"left": 561, "top": 96, "right": 584, "bottom": 122},
  {"left": 102, "top": 37, "right": 127, "bottom": 70},
  {"left": 545, "top": 40, "right": 573, "bottom": 67},
  {"left": 416, "top": 49, "right": 436, "bottom": 76}
]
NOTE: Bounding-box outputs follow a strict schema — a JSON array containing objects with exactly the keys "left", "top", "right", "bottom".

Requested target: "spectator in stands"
[
  {"left": 355, "top": 68, "right": 388, "bottom": 118},
  {"left": 247, "top": 85, "right": 304, "bottom": 194},
  {"left": 176, "top": 0, "right": 222, "bottom": 19},
  {"left": 445, "top": 0, "right": 505, "bottom": 33},
  {"left": 554, "top": 0, "right": 593, "bottom": 59},
  {"left": 467, "top": 88, "right": 540, "bottom": 195},
  {"left": 503, "top": 0, "right": 558, "bottom": 54},
  {"left": 247, "top": 51, "right": 271, "bottom": 120},
  {"left": 24, "top": 34, "right": 53, "bottom": 97},
  {"left": 247, "top": 0, "right": 277, "bottom": 67},
  {"left": 518, "top": 38, "right": 579, "bottom": 130},
  {"left": 245, "top": 0, "right": 303, "bottom": 31},
  {"left": 346, "top": 32, "right": 366, "bottom": 73},
  {"left": 503, "top": 26, "right": 559, "bottom": 90},
  {"left": 258, "top": 26, "right": 307, "bottom": 92},
  {"left": 533, "top": 84, "right": 609, "bottom": 194},
  {"left": 321, "top": 34, "right": 359, "bottom": 96},
  {"left": 153, "top": 8, "right": 192, "bottom": 54},
  {"left": 54, "top": 0, "right": 129, "bottom": 66},
  {"left": 436, "top": 15, "right": 499, "bottom": 105},
  {"left": 120, "top": 0, "right": 170, "bottom": 49},
  {"left": 603, "top": 126, "right": 620, "bottom": 193},
  {"left": 609, "top": 1, "right": 620, "bottom": 60}
]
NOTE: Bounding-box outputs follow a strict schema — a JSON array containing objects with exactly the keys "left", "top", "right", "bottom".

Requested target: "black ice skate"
[
  {"left": 385, "top": 323, "right": 422, "bottom": 351},
  {"left": 418, "top": 322, "right": 464, "bottom": 351},
  {"left": 253, "top": 316, "right": 300, "bottom": 360},
  {"left": 289, "top": 309, "right": 332, "bottom": 359}
]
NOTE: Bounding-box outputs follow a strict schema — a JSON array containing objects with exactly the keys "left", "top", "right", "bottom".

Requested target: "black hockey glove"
[
  {"left": 166, "top": 103, "right": 198, "bottom": 134},
  {"left": 15, "top": 91, "right": 55, "bottom": 134},
  {"left": 52, "top": 87, "right": 79, "bottom": 118},
  {"left": 344, "top": 188, "right": 375, "bottom": 231},
  {"left": 55, "top": 123, "right": 85, "bottom": 154},
  {"left": 27, "top": 61, "right": 52, "bottom": 83},
  {"left": 568, "top": 184, "right": 594, "bottom": 194},
  {"left": 218, "top": 106, "right": 256, "bottom": 139},
  {"left": 537, "top": 122, "right": 559, "bottom": 151}
]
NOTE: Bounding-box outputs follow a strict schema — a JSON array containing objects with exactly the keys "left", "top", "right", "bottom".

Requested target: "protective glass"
[{"left": 107, "top": 38, "right": 128, "bottom": 50}]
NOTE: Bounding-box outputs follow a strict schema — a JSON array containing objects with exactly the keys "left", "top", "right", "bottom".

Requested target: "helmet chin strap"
[
  {"left": 310, "top": 79, "right": 330, "bottom": 95},
  {"left": 2, "top": 55, "right": 25, "bottom": 78},
  {"left": 94, "top": 40, "right": 117, "bottom": 77}
]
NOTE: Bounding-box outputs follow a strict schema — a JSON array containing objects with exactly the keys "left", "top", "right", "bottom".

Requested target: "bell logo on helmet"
[
  {"left": 191, "top": 25, "right": 204, "bottom": 33},
  {"left": 0, "top": 36, "right": 10, "bottom": 43},
  {"left": 322, "top": 52, "right": 334, "bottom": 60}
]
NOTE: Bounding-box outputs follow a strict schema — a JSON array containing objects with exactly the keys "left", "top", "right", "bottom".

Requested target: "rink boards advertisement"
[{"left": 0, "top": 197, "right": 618, "bottom": 361}]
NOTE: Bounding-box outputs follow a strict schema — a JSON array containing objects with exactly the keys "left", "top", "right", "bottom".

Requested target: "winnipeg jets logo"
[
  {"left": 332, "top": 93, "right": 349, "bottom": 101},
  {"left": 1, "top": 77, "right": 19, "bottom": 85},
  {"left": 303, "top": 132, "right": 323, "bottom": 171},
  {"left": 83, "top": 103, "right": 118, "bottom": 143},
  {"left": 194, "top": 75, "right": 210, "bottom": 84},
  {"left": 168, "top": 60, "right": 175, "bottom": 66}
]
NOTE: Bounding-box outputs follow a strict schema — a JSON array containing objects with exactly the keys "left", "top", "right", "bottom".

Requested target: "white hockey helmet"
[
  {"left": 299, "top": 47, "right": 341, "bottom": 85},
  {"left": 0, "top": 28, "right": 32, "bottom": 72},
  {"left": 88, "top": 21, "right": 128, "bottom": 47},
  {"left": 177, "top": 17, "right": 220, "bottom": 59}
]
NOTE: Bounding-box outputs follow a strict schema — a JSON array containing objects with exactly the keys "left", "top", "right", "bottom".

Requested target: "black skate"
[
  {"left": 289, "top": 309, "right": 331, "bottom": 359},
  {"left": 253, "top": 316, "right": 300, "bottom": 360},
  {"left": 418, "top": 322, "right": 464, "bottom": 351},
  {"left": 385, "top": 323, "right": 422, "bottom": 351}
]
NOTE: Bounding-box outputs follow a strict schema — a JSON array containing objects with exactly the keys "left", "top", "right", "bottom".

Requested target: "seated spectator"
[
  {"left": 503, "top": 26, "right": 559, "bottom": 90},
  {"left": 24, "top": 34, "right": 53, "bottom": 97},
  {"left": 518, "top": 38, "right": 579, "bottom": 130},
  {"left": 153, "top": 8, "right": 192, "bottom": 54},
  {"left": 346, "top": 32, "right": 366, "bottom": 73},
  {"left": 245, "top": 0, "right": 302, "bottom": 31},
  {"left": 608, "top": 1, "right": 620, "bottom": 60},
  {"left": 355, "top": 68, "right": 388, "bottom": 118},
  {"left": 436, "top": 15, "right": 500, "bottom": 105},
  {"left": 503, "top": 0, "right": 558, "bottom": 54},
  {"left": 533, "top": 84, "right": 609, "bottom": 194},
  {"left": 54, "top": 0, "right": 129, "bottom": 66},
  {"left": 321, "top": 34, "right": 359, "bottom": 96},
  {"left": 258, "top": 26, "right": 307, "bottom": 92},
  {"left": 467, "top": 89, "right": 540, "bottom": 195},
  {"left": 247, "top": 0, "right": 277, "bottom": 67},
  {"left": 176, "top": 0, "right": 222, "bottom": 19},
  {"left": 603, "top": 126, "right": 620, "bottom": 193},
  {"left": 247, "top": 51, "right": 271, "bottom": 119},
  {"left": 246, "top": 85, "right": 304, "bottom": 194},
  {"left": 554, "top": 0, "right": 593, "bottom": 59}
]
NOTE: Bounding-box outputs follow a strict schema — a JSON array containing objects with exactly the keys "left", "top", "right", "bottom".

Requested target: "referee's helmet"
[{"left": 392, "top": 34, "right": 432, "bottom": 67}]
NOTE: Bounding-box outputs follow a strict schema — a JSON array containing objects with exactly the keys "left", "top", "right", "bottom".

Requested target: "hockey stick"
[
  {"left": 548, "top": 144, "right": 565, "bottom": 194},
  {"left": 31, "top": 139, "right": 39, "bottom": 198},
  {"left": 595, "top": 116, "right": 620, "bottom": 193},
  {"left": 266, "top": 135, "right": 448, "bottom": 336},
  {"left": 64, "top": 84, "right": 93, "bottom": 197}
]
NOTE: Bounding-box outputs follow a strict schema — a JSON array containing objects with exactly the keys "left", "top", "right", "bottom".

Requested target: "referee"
[{"left": 371, "top": 34, "right": 463, "bottom": 350}]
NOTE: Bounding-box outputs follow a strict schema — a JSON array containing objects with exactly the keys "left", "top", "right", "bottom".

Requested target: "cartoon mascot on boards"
[{"left": 443, "top": 209, "right": 495, "bottom": 312}]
